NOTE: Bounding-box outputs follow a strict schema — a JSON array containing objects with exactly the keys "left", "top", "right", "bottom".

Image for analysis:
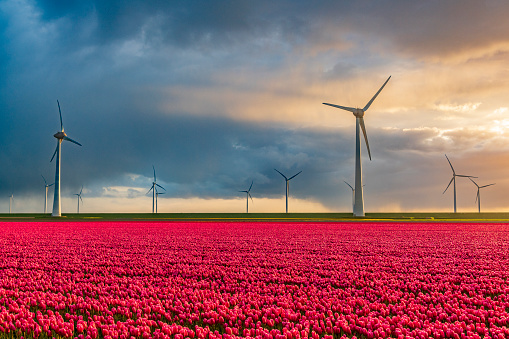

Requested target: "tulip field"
[{"left": 0, "top": 222, "right": 508, "bottom": 339}]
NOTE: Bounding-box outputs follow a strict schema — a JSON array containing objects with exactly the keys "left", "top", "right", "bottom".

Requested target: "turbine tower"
[
  {"left": 469, "top": 178, "right": 495, "bottom": 213},
  {"left": 147, "top": 166, "right": 166, "bottom": 213},
  {"left": 74, "top": 186, "right": 83, "bottom": 214},
  {"left": 239, "top": 181, "right": 253, "bottom": 213},
  {"left": 41, "top": 175, "right": 54, "bottom": 214},
  {"left": 9, "top": 194, "right": 13, "bottom": 214},
  {"left": 274, "top": 169, "right": 302, "bottom": 213},
  {"left": 50, "top": 100, "right": 82, "bottom": 217},
  {"left": 443, "top": 154, "right": 476, "bottom": 213},
  {"left": 323, "top": 76, "right": 391, "bottom": 217},
  {"left": 155, "top": 191, "right": 164, "bottom": 213}
]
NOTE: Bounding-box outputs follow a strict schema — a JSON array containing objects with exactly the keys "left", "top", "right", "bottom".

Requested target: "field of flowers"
[{"left": 0, "top": 221, "right": 508, "bottom": 339}]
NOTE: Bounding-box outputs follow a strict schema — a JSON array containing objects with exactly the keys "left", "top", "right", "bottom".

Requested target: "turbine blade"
[
  {"left": 48, "top": 183, "right": 54, "bottom": 187},
  {"left": 456, "top": 175, "right": 477, "bottom": 178},
  {"left": 274, "top": 169, "right": 287, "bottom": 180},
  {"left": 248, "top": 192, "right": 253, "bottom": 203},
  {"left": 443, "top": 177, "right": 454, "bottom": 194},
  {"left": 153, "top": 165, "right": 156, "bottom": 182},
  {"left": 239, "top": 190, "right": 248, "bottom": 193},
  {"left": 146, "top": 186, "right": 154, "bottom": 195},
  {"left": 344, "top": 181, "right": 354, "bottom": 190},
  {"left": 444, "top": 154, "right": 455, "bottom": 174},
  {"left": 469, "top": 177, "right": 479, "bottom": 187},
  {"left": 248, "top": 181, "right": 253, "bottom": 192},
  {"left": 57, "top": 100, "right": 63, "bottom": 131},
  {"left": 363, "top": 76, "right": 391, "bottom": 111},
  {"left": 80, "top": 196, "right": 83, "bottom": 203},
  {"left": 288, "top": 171, "right": 302, "bottom": 180},
  {"left": 359, "top": 117, "right": 371, "bottom": 160},
  {"left": 63, "top": 136, "right": 82, "bottom": 146},
  {"left": 50, "top": 143, "right": 58, "bottom": 162},
  {"left": 158, "top": 192, "right": 165, "bottom": 195},
  {"left": 480, "top": 183, "right": 495, "bottom": 188},
  {"left": 322, "top": 103, "right": 357, "bottom": 113},
  {"left": 475, "top": 190, "right": 479, "bottom": 204},
  {"left": 155, "top": 183, "right": 166, "bottom": 191},
  {"left": 41, "top": 175, "right": 47, "bottom": 185},
  {"left": 80, "top": 186, "right": 83, "bottom": 195}
]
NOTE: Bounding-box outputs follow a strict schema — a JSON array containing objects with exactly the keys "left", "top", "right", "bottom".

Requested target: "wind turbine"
[
  {"left": 323, "top": 76, "right": 391, "bottom": 217},
  {"left": 239, "top": 181, "right": 253, "bottom": 213},
  {"left": 155, "top": 191, "right": 164, "bottom": 213},
  {"left": 469, "top": 178, "right": 495, "bottom": 213},
  {"left": 50, "top": 100, "right": 82, "bottom": 217},
  {"left": 344, "top": 181, "right": 354, "bottom": 212},
  {"left": 9, "top": 194, "right": 13, "bottom": 214},
  {"left": 74, "top": 186, "right": 83, "bottom": 214},
  {"left": 274, "top": 169, "right": 302, "bottom": 213},
  {"left": 41, "top": 175, "right": 54, "bottom": 214},
  {"left": 147, "top": 166, "right": 166, "bottom": 213},
  {"left": 443, "top": 154, "right": 476, "bottom": 213}
]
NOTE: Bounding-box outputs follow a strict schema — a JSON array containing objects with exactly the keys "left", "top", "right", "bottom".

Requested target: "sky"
[{"left": 2, "top": 0, "right": 509, "bottom": 213}]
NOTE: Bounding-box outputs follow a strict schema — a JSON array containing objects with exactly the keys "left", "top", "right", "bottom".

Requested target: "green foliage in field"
[{"left": 2, "top": 212, "right": 509, "bottom": 222}]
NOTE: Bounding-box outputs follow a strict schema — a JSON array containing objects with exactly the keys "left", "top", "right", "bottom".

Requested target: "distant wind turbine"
[
  {"left": 9, "top": 194, "right": 13, "bottom": 214},
  {"left": 469, "top": 178, "right": 495, "bottom": 213},
  {"left": 443, "top": 154, "right": 476, "bottom": 213},
  {"left": 41, "top": 175, "right": 54, "bottom": 214},
  {"left": 274, "top": 169, "right": 302, "bottom": 213},
  {"left": 239, "top": 181, "right": 253, "bottom": 213},
  {"left": 74, "top": 186, "right": 83, "bottom": 214},
  {"left": 50, "top": 100, "right": 82, "bottom": 217},
  {"left": 147, "top": 166, "right": 166, "bottom": 213},
  {"left": 323, "top": 76, "right": 391, "bottom": 216},
  {"left": 344, "top": 181, "right": 354, "bottom": 212},
  {"left": 344, "top": 181, "right": 365, "bottom": 213}
]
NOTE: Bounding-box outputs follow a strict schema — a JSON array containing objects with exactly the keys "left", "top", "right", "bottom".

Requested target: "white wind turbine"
[
  {"left": 9, "top": 194, "right": 13, "bottom": 214},
  {"left": 74, "top": 186, "right": 83, "bottom": 214},
  {"left": 344, "top": 181, "right": 354, "bottom": 212},
  {"left": 469, "top": 178, "right": 495, "bottom": 213},
  {"left": 323, "top": 76, "right": 391, "bottom": 216},
  {"left": 147, "top": 166, "right": 166, "bottom": 213},
  {"left": 274, "top": 169, "right": 302, "bottom": 213},
  {"left": 50, "top": 100, "right": 82, "bottom": 217},
  {"left": 239, "top": 181, "right": 253, "bottom": 213},
  {"left": 41, "top": 175, "right": 54, "bottom": 214},
  {"left": 443, "top": 154, "right": 476, "bottom": 213}
]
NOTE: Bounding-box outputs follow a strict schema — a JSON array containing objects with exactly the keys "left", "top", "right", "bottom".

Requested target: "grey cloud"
[
  {"left": 0, "top": 104, "right": 355, "bottom": 208},
  {"left": 30, "top": 0, "right": 509, "bottom": 63}
]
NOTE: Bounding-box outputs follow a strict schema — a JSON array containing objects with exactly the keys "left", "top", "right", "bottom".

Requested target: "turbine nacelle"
[
  {"left": 54, "top": 131, "right": 67, "bottom": 139},
  {"left": 353, "top": 108, "right": 364, "bottom": 118}
]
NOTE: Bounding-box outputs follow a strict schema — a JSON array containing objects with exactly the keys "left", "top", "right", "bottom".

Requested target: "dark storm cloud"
[
  {"left": 0, "top": 101, "right": 356, "bottom": 205},
  {"left": 22, "top": 0, "right": 509, "bottom": 61},
  {"left": 34, "top": 0, "right": 272, "bottom": 48},
  {"left": 0, "top": 90, "right": 468, "bottom": 210}
]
